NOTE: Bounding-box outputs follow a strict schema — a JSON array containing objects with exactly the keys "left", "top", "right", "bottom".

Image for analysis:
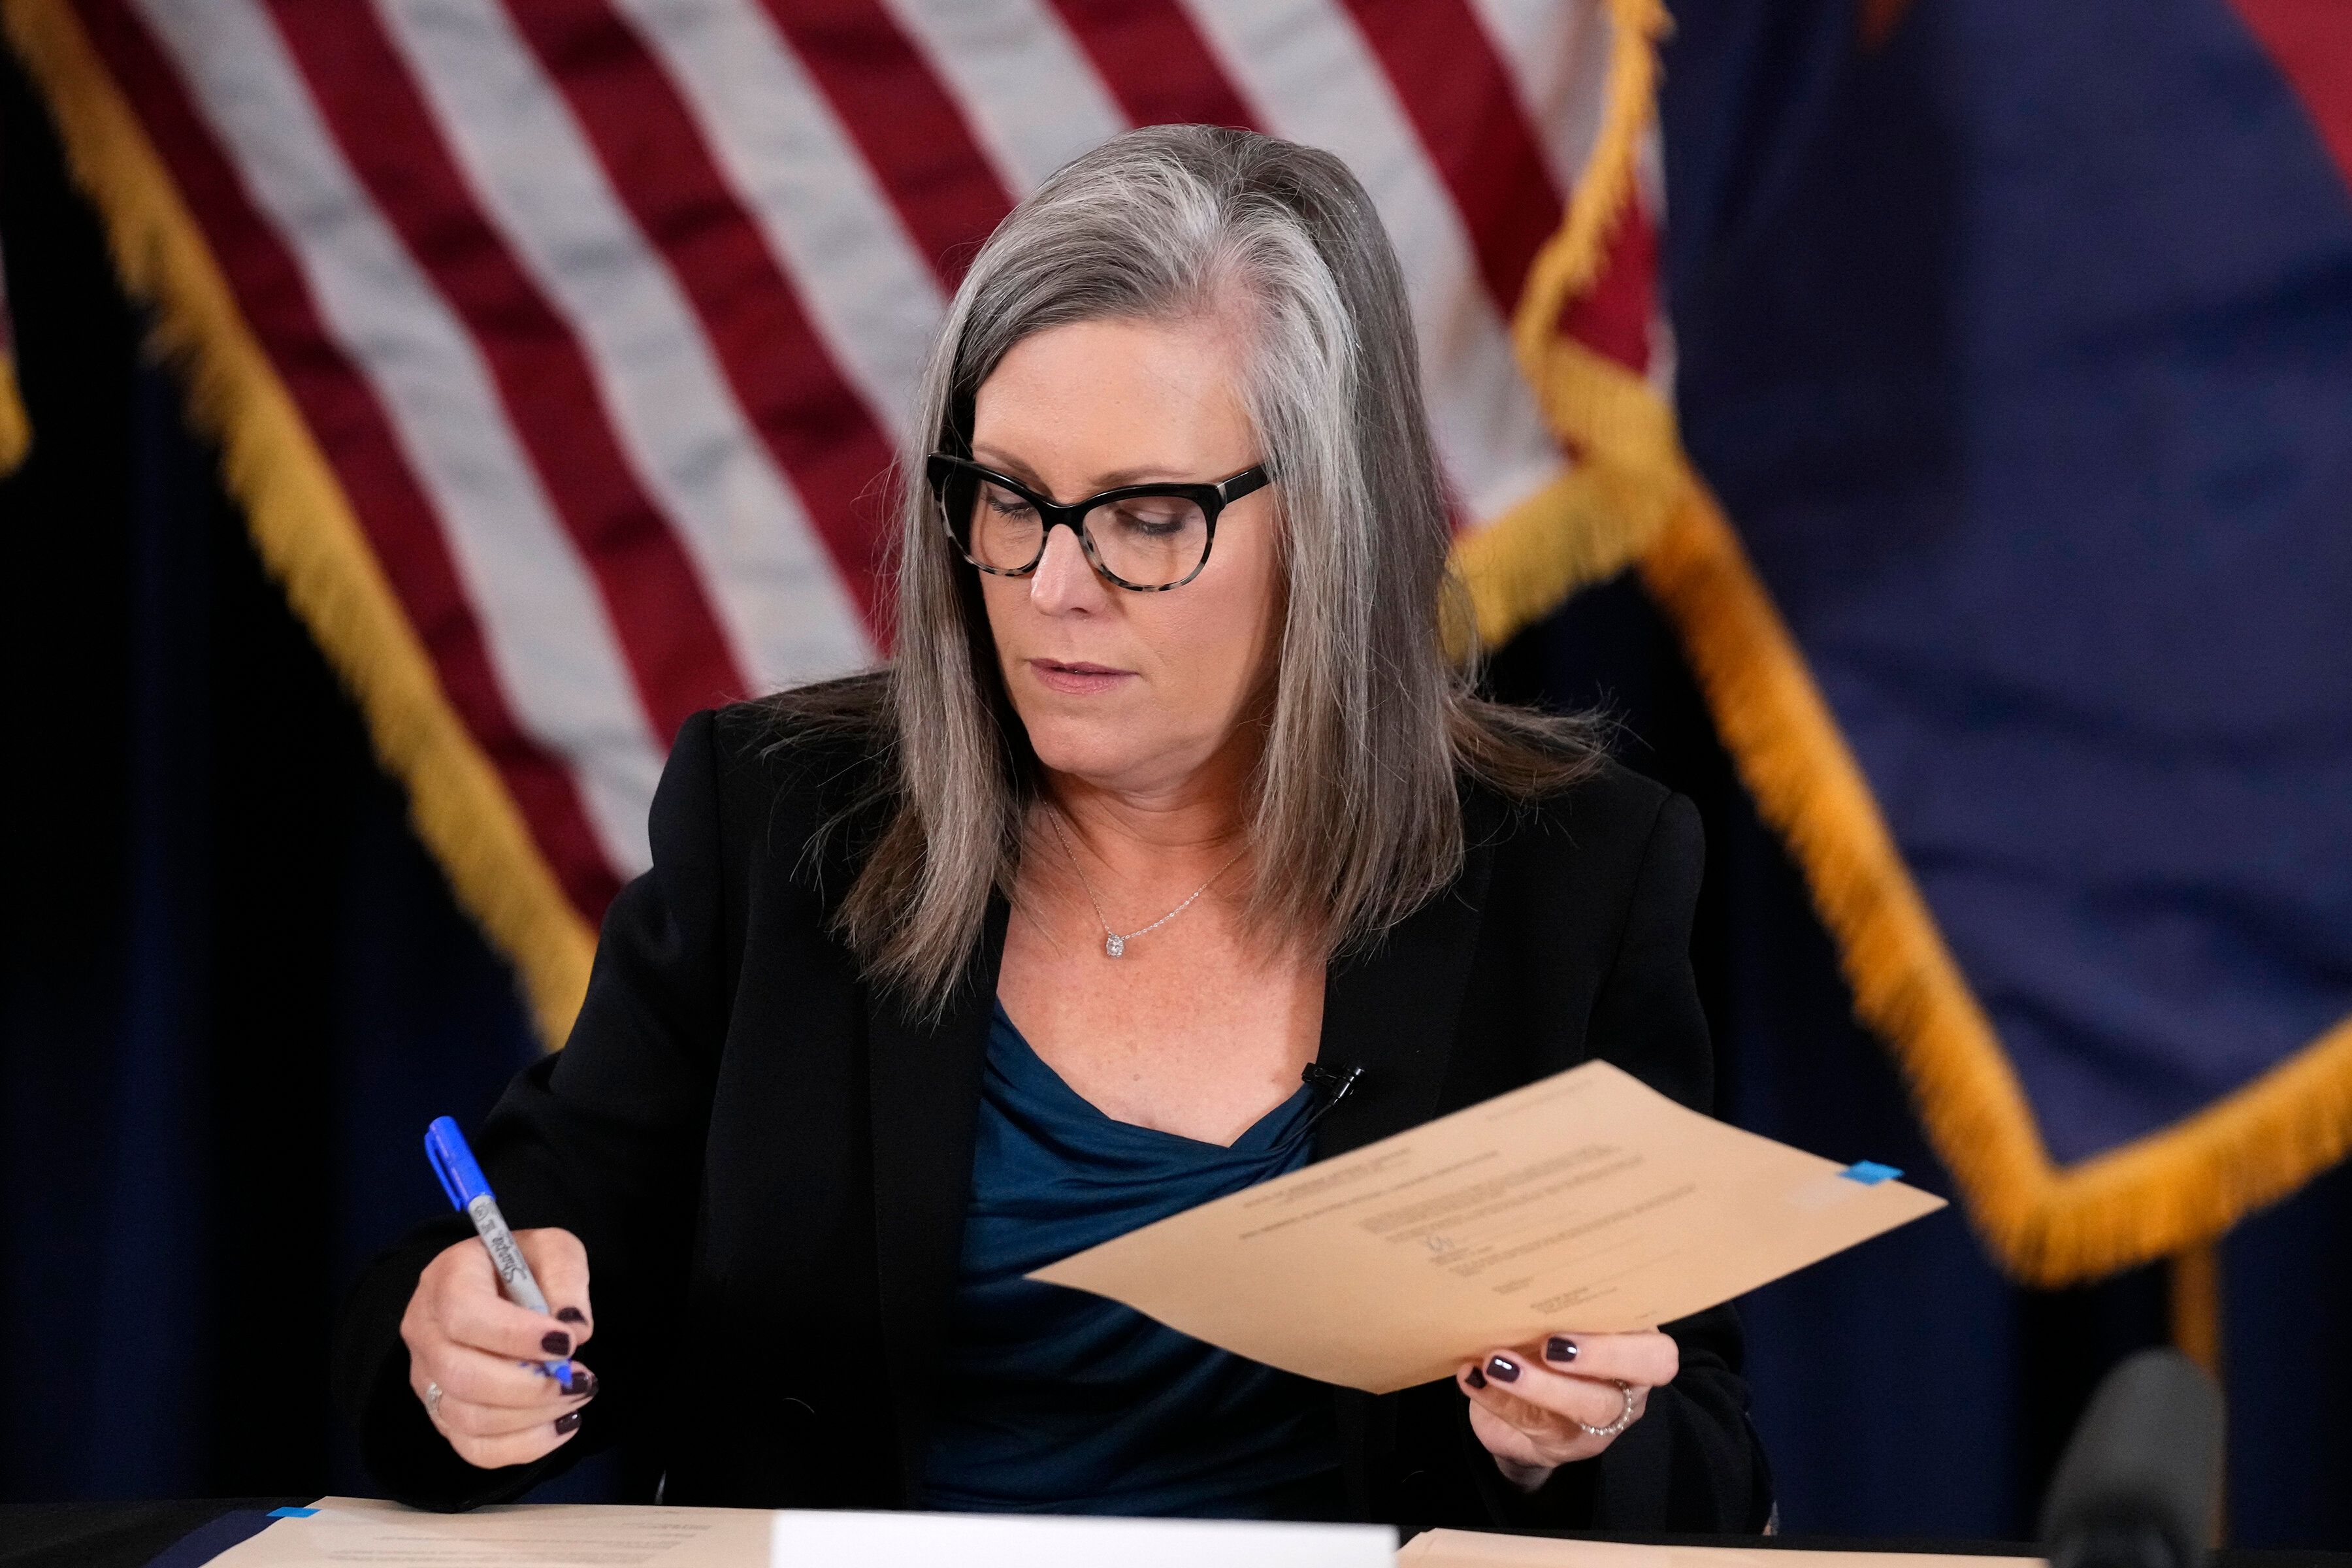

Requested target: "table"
[
  {"left": 0, "top": 1499, "right": 305, "bottom": 1568},
  {"left": 1, "top": 1502, "right": 2343, "bottom": 1568}
]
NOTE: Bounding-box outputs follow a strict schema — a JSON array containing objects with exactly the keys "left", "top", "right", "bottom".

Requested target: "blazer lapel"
[
  {"left": 1311, "top": 821, "right": 1495, "bottom": 1160},
  {"left": 866, "top": 896, "right": 1008, "bottom": 1505}
]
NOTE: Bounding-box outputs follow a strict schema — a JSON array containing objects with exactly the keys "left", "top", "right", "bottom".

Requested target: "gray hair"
[{"left": 780, "top": 124, "right": 1597, "bottom": 1013}]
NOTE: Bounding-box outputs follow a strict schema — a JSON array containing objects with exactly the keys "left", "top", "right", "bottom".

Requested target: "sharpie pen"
[{"left": 424, "top": 1116, "right": 574, "bottom": 1391}]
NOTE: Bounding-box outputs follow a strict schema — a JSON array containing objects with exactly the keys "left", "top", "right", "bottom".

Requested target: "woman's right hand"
[{"left": 400, "top": 1227, "right": 598, "bottom": 1469}]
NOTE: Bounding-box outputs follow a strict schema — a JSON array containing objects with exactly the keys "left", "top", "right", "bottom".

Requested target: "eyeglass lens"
[{"left": 942, "top": 468, "right": 1211, "bottom": 588}]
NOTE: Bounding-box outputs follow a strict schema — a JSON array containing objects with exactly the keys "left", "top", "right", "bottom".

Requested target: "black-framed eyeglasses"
[{"left": 925, "top": 453, "right": 1270, "bottom": 593}]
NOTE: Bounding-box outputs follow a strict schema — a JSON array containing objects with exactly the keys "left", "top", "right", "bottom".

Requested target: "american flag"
[{"left": 27, "top": 0, "right": 1665, "bottom": 1021}]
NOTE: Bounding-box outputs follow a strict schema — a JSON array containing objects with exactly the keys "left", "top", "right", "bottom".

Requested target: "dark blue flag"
[{"left": 1653, "top": 0, "right": 2352, "bottom": 1284}]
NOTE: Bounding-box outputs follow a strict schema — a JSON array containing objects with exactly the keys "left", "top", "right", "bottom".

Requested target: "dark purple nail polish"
[
  {"left": 1486, "top": 1354, "right": 1521, "bottom": 1383},
  {"left": 556, "top": 1307, "right": 587, "bottom": 1324},
  {"left": 1544, "top": 1336, "right": 1578, "bottom": 1364},
  {"left": 542, "top": 1331, "right": 572, "bottom": 1356},
  {"left": 1466, "top": 1366, "right": 1488, "bottom": 1390},
  {"left": 568, "top": 1368, "right": 598, "bottom": 1399},
  {"left": 553, "top": 1411, "right": 582, "bottom": 1435}
]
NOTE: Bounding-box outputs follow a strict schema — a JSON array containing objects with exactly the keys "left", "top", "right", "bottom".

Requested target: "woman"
[{"left": 336, "top": 124, "right": 1769, "bottom": 1529}]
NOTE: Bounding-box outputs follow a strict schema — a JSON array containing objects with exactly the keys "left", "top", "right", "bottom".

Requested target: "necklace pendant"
[{"left": 1104, "top": 933, "right": 1125, "bottom": 958}]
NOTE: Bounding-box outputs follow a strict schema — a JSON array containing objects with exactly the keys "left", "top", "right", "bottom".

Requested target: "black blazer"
[{"left": 336, "top": 701, "right": 1770, "bottom": 1531}]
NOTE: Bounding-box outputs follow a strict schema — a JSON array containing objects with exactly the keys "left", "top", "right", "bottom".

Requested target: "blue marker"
[{"left": 425, "top": 1117, "right": 573, "bottom": 1391}]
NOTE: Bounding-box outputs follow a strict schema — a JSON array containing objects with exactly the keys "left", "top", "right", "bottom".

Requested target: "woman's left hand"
[{"left": 1457, "top": 1330, "right": 1680, "bottom": 1490}]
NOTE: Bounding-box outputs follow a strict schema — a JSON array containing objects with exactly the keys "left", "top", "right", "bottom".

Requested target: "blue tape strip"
[
  {"left": 267, "top": 1508, "right": 319, "bottom": 1519},
  {"left": 1840, "top": 1160, "right": 1903, "bottom": 1185}
]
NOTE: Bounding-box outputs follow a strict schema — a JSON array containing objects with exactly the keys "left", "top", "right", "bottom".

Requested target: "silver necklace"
[{"left": 1043, "top": 810, "right": 1246, "bottom": 958}]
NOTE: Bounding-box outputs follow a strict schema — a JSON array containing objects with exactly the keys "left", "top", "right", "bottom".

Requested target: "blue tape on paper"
[
  {"left": 1840, "top": 1161, "right": 1903, "bottom": 1185},
  {"left": 267, "top": 1508, "right": 319, "bottom": 1518}
]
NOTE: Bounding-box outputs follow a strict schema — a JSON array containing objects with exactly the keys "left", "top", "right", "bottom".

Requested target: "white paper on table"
[{"left": 772, "top": 1509, "right": 1396, "bottom": 1568}]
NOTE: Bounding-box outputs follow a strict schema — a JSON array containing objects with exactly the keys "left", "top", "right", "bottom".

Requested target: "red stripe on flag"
[
  {"left": 2226, "top": 0, "right": 2352, "bottom": 195},
  {"left": 1560, "top": 199, "right": 1657, "bottom": 376},
  {"left": 74, "top": 0, "right": 624, "bottom": 919},
  {"left": 1044, "top": 0, "right": 1259, "bottom": 131},
  {"left": 504, "top": 0, "right": 898, "bottom": 638},
  {"left": 1337, "top": 0, "right": 1563, "bottom": 326},
  {"left": 263, "top": 0, "right": 749, "bottom": 743},
  {"left": 751, "top": 0, "right": 1014, "bottom": 287}
]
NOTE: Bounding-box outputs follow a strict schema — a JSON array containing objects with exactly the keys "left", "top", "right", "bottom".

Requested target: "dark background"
[{"left": 3, "top": 0, "right": 2347, "bottom": 1543}]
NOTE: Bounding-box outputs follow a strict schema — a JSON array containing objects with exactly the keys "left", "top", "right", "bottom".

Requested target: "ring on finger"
[
  {"left": 423, "top": 1380, "right": 446, "bottom": 1426},
  {"left": 1573, "top": 1379, "right": 1636, "bottom": 1439}
]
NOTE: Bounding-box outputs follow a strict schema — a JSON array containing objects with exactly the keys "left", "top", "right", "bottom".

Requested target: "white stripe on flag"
[
  {"left": 878, "top": 0, "right": 1128, "bottom": 197},
  {"left": 374, "top": 0, "right": 875, "bottom": 694},
  {"left": 1466, "top": 0, "right": 1616, "bottom": 203},
  {"left": 135, "top": 0, "right": 663, "bottom": 872},
  {"left": 1636, "top": 127, "right": 1674, "bottom": 395},
  {"left": 614, "top": 0, "right": 945, "bottom": 441},
  {"left": 1180, "top": 0, "right": 1567, "bottom": 525}
]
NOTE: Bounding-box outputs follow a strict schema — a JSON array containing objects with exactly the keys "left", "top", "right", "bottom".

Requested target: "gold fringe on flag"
[
  {"left": 1639, "top": 487, "right": 2352, "bottom": 1284},
  {"left": 1509, "top": 0, "right": 1671, "bottom": 392},
  {"left": 1453, "top": 0, "right": 2352, "bottom": 1288},
  {"left": 4, "top": 0, "right": 594, "bottom": 1047},
  {"left": 0, "top": 348, "right": 27, "bottom": 474},
  {"left": 2169, "top": 1243, "right": 2223, "bottom": 1380},
  {"left": 1454, "top": 0, "right": 1682, "bottom": 657},
  {"left": 0, "top": 231, "right": 27, "bottom": 472}
]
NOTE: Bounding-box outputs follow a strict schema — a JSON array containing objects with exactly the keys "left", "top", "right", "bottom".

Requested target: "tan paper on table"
[
  {"left": 1033, "top": 1060, "right": 1944, "bottom": 1393},
  {"left": 1400, "top": 1532, "right": 2039, "bottom": 1568},
  {"left": 205, "top": 1497, "right": 768, "bottom": 1566}
]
